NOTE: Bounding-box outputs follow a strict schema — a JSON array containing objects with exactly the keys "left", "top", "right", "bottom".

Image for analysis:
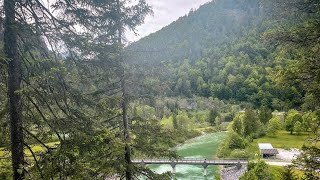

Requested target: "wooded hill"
[{"left": 127, "top": 0, "right": 304, "bottom": 110}]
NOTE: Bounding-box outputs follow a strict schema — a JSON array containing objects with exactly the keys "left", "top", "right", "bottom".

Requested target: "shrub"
[
  {"left": 227, "top": 131, "right": 247, "bottom": 149},
  {"left": 230, "top": 149, "right": 249, "bottom": 159}
]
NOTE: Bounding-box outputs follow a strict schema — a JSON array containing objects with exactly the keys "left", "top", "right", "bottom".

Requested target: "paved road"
[{"left": 266, "top": 161, "right": 292, "bottom": 166}]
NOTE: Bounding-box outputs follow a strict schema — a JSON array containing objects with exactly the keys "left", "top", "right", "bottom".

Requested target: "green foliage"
[
  {"left": 293, "top": 146, "right": 320, "bottom": 180},
  {"left": 0, "top": 0, "right": 163, "bottom": 178},
  {"left": 258, "top": 106, "right": 273, "bottom": 124},
  {"left": 302, "top": 93, "right": 319, "bottom": 111},
  {"left": 226, "top": 131, "right": 247, "bottom": 150},
  {"left": 285, "top": 109, "right": 303, "bottom": 134},
  {"left": 308, "top": 109, "right": 320, "bottom": 134},
  {"left": 243, "top": 108, "right": 259, "bottom": 137},
  {"left": 217, "top": 131, "right": 248, "bottom": 158},
  {"left": 176, "top": 111, "right": 191, "bottom": 130},
  {"left": 127, "top": 0, "right": 305, "bottom": 109},
  {"left": 208, "top": 109, "right": 219, "bottom": 126},
  {"left": 293, "top": 121, "right": 304, "bottom": 135},
  {"left": 263, "top": 0, "right": 320, "bottom": 109},
  {"left": 282, "top": 165, "right": 297, "bottom": 180},
  {"left": 1, "top": 0, "right": 319, "bottom": 178},
  {"left": 0, "top": 158, "right": 11, "bottom": 180},
  {"left": 267, "top": 117, "right": 282, "bottom": 136},
  {"left": 231, "top": 113, "right": 243, "bottom": 135},
  {"left": 240, "top": 161, "right": 271, "bottom": 180},
  {"left": 223, "top": 112, "right": 234, "bottom": 122},
  {"left": 172, "top": 114, "right": 178, "bottom": 130},
  {"left": 229, "top": 149, "right": 249, "bottom": 159},
  {"left": 134, "top": 105, "right": 156, "bottom": 120},
  {"left": 240, "top": 170, "right": 258, "bottom": 180},
  {"left": 131, "top": 118, "right": 177, "bottom": 159}
]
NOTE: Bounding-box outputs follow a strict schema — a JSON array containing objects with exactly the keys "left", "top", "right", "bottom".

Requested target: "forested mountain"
[{"left": 127, "top": 0, "right": 303, "bottom": 110}]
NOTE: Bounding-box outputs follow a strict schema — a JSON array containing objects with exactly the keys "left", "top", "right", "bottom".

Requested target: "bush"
[
  {"left": 240, "top": 161, "right": 271, "bottom": 180},
  {"left": 227, "top": 131, "right": 247, "bottom": 149},
  {"left": 230, "top": 149, "right": 249, "bottom": 159},
  {"left": 267, "top": 117, "right": 282, "bottom": 136},
  {"left": 217, "top": 143, "right": 232, "bottom": 158},
  {"left": 253, "top": 123, "right": 267, "bottom": 138},
  {"left": 240, "top": 170, "right": 258, "bottom": 180}
]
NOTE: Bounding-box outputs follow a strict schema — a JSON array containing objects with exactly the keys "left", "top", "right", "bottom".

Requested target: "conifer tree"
[
  {"left": 243, "top": 108, "right": 259, "bottom": 137},
  {"left": 2, "top": 0, "right": 152, "bottom": 178}
]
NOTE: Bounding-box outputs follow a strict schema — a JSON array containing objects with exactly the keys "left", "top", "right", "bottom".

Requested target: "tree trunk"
[
  {"left": 4, "top": 0, "right": 25, "bottom": 179},
  {"left": 116, "top": 0, "right": 131, "bottom": 178},
  {"left": 122, "top": 79, "right": 132, "bottom": 180}
]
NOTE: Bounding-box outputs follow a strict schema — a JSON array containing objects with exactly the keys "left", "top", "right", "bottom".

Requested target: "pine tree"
[
  {"left": 243, "top": 108, "right": 259, "bottom": 137},
  {"left": 258, "top": 106, "right": 273, "bottom": 124},
  {"left": 2, "top": 0, "right": 152, "bottom": 178},
  {"left": 232, "top": 114, "right": 243, "bottom": 135},
  {"left": 173, "top": 114, "right": 178, "bottom": 129},
  {"left": 208, "top": 109, "right": 218, "bottom": 126},
  {"left": 282, "top": 165, "right": 297, "bottom": 180},
  {"left": 4, "top": 0, "right": 24, "bottom": 178}
]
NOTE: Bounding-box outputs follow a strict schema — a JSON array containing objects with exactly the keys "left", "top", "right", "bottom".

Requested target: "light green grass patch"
[
  {"left": 253, "top": 130, "right": 318, "bottom": 149},
  {"left": 1, "top": 141, "right": 60, "bottom": 157},
  {"left": 25, "top": 141, "right": 60, "bottom": 156}
]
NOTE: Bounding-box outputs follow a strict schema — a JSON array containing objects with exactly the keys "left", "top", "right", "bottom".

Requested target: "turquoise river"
[{"left": 148, "top": 132, "right": 226, "bottom": 179}]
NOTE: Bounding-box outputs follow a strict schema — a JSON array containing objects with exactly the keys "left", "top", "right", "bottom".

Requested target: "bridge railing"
[
  {"left": 132, "top": 158, "right": 248, "bottom": 161},
  {"left": 132, "top": 158, "right": 249, "bottom": 164}
]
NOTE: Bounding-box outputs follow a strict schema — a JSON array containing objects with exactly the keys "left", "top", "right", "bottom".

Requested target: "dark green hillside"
[
  {"left": 128, "top": 0, "right": 261, "bottom": 65},
  {"left": 127, "top": 0, "right": 303, "bottom": 109}
]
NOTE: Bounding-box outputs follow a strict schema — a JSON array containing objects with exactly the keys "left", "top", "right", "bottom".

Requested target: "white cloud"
[{"left": 126, "top": 0, "right": 212, "bottom": 42}]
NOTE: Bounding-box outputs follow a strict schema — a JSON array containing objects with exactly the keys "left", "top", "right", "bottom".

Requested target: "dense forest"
[
  {"left": 127, "top": 0, "right": 315, "bottom": 111},
  {"left": 0, "top": 0, "right": 319, "bottom": 179}
]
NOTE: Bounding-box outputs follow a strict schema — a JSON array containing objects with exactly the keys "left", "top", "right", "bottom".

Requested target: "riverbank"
[{"left": 220, "top": 165, "right": 247, "bottom": 180}]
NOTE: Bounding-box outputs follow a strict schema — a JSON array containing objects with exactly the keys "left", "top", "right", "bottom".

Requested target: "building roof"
[
  {"left": 258, "top": 143, "right": 279, "bottom": 155},
  {"left": 258, "top": 143, "right": 274, "bottom": 150},
  {"left": 261, "top": 149, "right": 279, "bottom": 155}
]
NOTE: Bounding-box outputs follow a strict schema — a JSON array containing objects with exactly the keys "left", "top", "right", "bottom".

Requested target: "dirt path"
[
  {"left": 276, "top": 148, "right": 300, "bottom": 162},
  {"left": 264, "top": 148, "right": 300, "bottom": 166},
  {"left": 266, "top": 161, "right": 292, "bottom": 166}
]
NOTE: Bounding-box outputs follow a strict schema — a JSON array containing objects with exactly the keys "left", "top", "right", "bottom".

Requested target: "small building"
[{"left": 258, "top": 143, "right": 279, "bottom": 158}]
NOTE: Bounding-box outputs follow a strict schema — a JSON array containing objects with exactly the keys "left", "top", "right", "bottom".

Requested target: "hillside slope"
[{"left": 126, "top": 0, "right": 303, "bottom": 109}]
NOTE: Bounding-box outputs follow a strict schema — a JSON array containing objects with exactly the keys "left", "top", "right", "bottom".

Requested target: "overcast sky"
[{"left": 126, "top": 0, "right": 212, "bottom": 42}]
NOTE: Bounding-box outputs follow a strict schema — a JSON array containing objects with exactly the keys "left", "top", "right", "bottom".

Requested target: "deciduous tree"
[{"left": 267, "top": 117, "right": 281, "bottom": 136}]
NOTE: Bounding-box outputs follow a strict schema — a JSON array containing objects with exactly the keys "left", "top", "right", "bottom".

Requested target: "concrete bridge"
[{"left": 132, "top": 158, "right": 248, "bottom": 176}]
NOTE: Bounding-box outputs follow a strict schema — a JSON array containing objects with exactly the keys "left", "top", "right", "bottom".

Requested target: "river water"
[{"left": 148, "top": 132, "right": 226, "bottom": 179}]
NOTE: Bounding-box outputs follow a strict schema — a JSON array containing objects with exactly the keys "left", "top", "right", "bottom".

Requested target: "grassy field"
[
  {"left": 252, "top": 130, "right": 318, "bottom": 149},
  {"left": 244, "top": 130, "right": 319, "bottom": 160},
  {"left": 0, "top": 141, "right": 60, "bottom": 177},
  {"left": 0, "top": 141, "right": 59, "bottom": 158}
]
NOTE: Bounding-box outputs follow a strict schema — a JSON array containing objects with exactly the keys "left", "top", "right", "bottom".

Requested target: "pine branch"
[
  {"left": 23, "top": 142, "right": 45, "bottom": 179},
  {"left": 23, "top": 127, "right": 53, "bottom": 151},
  {"left": 26, "top": 95, "right": 63, "bottom": 141}
]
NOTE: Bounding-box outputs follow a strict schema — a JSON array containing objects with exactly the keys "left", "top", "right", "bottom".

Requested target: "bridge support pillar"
[
  {"left": 236, "top": 161, "right": 242, "bottom": 170},
  {"left": 141, "top": 160, "right": 146, "bottom": 168},
  {"left": 203, "top": 167, "right": 208, "bottom": 176},
  {"left": 170, "top": 161, "right": 176, "bottom": 174},
  {"left": 203, "top": 160, "right": 208, "bottom": 176}
]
